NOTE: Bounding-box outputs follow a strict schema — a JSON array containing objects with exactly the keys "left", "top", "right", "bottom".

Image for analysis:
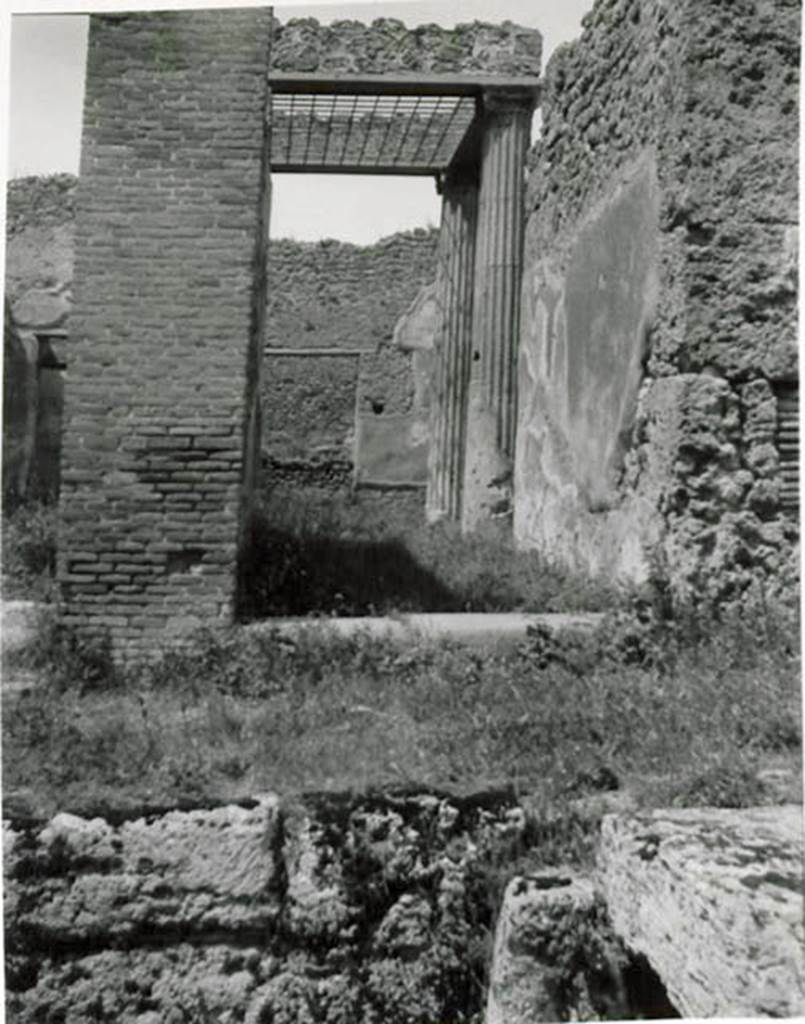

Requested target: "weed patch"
[
  {"left": 1, "top": 499, "right": 58, "bottom": 600},
  {"left": 238, "top": 490, "right": 615, "bottom": 617},
  {"left": 4, "top": 592, "right": 800, "bottom": 831}
]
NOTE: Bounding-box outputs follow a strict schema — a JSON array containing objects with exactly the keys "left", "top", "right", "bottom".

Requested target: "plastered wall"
[{"left": 515, "top": 0, "right": 799, "bottom": 600}]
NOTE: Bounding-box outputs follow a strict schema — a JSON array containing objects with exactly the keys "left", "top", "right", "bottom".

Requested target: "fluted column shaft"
[
  {"left": 461, "top": 88, "right": 533, "bottom": 533},
  {"left": 426, "top": 171, "right": 478, "bottom": 523}
]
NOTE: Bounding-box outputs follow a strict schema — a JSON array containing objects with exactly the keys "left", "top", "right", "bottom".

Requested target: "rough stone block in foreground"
[
  {"left": 486, "top": 871, "right": 599, "bottom": 1023},
  {"left": 5, "top": 790, "right": 531, "bottom": 1022},
  {"left": 59, "top": 9, "right": 272, "bottom": 655},
  {"left": 598, "top": 805, "right": 805, "bottom": 1018}
]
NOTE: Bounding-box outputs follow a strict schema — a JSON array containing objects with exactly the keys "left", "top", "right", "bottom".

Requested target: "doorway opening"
[
  {"left": 239, "top": 70, "right": 562, "bottom": 619},
  {"left": 251, "top": 172, "right": 446, "bottom": 617}
]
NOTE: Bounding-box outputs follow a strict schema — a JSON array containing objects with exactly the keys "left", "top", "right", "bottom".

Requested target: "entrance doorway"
[{"left": 239, "top": 70, "right": 538, "bottom": 619}]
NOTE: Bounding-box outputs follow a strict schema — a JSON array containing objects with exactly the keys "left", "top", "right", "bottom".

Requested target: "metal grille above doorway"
[{"left": 267, "top": 72, "right": 538, "bottom": 176}]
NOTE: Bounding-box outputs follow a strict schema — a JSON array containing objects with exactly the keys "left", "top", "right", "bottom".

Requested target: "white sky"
[{"left": 4, "top": 1, "right": 592, "bottom": 242}]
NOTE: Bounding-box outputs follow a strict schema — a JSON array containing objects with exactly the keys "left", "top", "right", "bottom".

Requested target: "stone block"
[
  {"left": 486, "top": 872, "right": 599, "bottom": 1024},
  {"left": 354, "top": 412, "right": 429, "bottom": 487},
  {"left": 597, "top": 805, "right": 805, "bottom": 1018}
]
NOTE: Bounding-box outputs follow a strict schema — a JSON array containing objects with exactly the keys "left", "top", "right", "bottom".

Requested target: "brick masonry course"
[{"left": 60, "top": 8, "right": 273, "bottom": 655}]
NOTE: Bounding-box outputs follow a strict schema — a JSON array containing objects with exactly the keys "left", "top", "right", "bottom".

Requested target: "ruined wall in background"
[
  {"left": 60, "top": 9, "right": 272, "bottom": 653},
  {"left": 3, "top": 183, "right": 439, "bottom": 502},
  {"left": 270, "top": 17, "right": 541, "bottom": 76},
  {"left": 6, "top": 175, "right": 75, "bottom": 337},
  {"left": 516, "top": 0, "right": 799, "bottom": 600},
  {"left": 264, "top": 231, "right": 438, "bottom": 493}
]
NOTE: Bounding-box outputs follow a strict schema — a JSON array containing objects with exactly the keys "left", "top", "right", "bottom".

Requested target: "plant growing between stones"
[{"left": 1, "top": 499, "right": 58, "bottom": 601}]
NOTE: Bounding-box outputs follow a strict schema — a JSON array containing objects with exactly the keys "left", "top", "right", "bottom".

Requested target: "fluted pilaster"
[
  {"left": 461, "top": 88, "right": 533, "bottom": 533},
  {"left": 426, "top": 169, "right": 478, "bottom": 523}
]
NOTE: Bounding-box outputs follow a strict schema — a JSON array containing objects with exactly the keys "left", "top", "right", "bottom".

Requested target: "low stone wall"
[
  {"left": 5, "top": 789, "right": 533, "bottom": 1023},
  {"left": 516, "top": 0, "right": 799, "bottom": 600},
  {"left": 9, "top": 795, "right": 799, "bottom": 1021}
]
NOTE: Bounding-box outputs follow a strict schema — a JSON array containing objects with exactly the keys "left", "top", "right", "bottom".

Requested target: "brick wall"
[
  {"left": 515, "top": 0, "right": 799, "bottom": 600},
  {"left": 60, "top": 9, "right": 272, "bottom": 655}
]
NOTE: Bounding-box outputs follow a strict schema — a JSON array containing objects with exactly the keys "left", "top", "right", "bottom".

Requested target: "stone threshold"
[{"left": 245, "top": 611, "right": 604, "bottom": 648}]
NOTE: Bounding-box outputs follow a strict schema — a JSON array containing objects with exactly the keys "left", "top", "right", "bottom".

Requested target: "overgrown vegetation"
[
  {"left": 1, "top": 498, "right": 58, "bottom": 600},
  {"left": 2, "top": 487, "right": 614, "bottom": 617},
  {"left": 2, "top": 494, "right": 800, "bottom": 1021},
  {"left": 238, "top": 489, "right": 615, "bottom": 617},
  {"left": 4, "top": 579, "right": 800, "bottom": 831},
  {"left": 3, "top": 492, "right": 800, "bottom": 853}
]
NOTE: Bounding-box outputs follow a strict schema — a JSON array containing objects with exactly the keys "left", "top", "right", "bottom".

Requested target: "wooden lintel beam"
[
  {"left": 268, "top": 71, "right": 540, "bottom": 99},
  {"left": 270, "top": 162, "right": 442, "bottom": 177}
]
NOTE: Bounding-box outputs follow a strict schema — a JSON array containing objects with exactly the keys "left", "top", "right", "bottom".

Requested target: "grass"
[
  {"left": 4, "top": 587, "right": 801, "bottom": 845},
  {"left": 1, "top": 487, "right": 615, "bottom": 617},
  {"left": 239, "top": 486, "right": 616, "bottom": 617},
  {"left": 2, "top": 493, "right": 800, "bottom": 865},
  {"left": 1, "top": 498, "right": 58, "bottom": 601}
]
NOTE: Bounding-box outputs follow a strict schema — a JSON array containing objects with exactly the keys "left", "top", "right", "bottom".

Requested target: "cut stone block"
[{"left": 597, "top": 805, "right": 805, "bottom": 1019}]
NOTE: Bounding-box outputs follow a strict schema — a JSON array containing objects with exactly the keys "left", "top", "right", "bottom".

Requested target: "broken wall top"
[
  {"left": 270, "top": 17, "right": 542, "bottom": 78},
  {"left": 526, "top": 0, "right": 799, "bottom": 382}
]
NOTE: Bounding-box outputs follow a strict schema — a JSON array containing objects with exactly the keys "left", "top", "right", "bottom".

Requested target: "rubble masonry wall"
[
  {"left": 264, "top": 231, "right": 438, "bottom": 492},
  {"left": 515, "top": 0, "right": 799, "bottom": 599}
]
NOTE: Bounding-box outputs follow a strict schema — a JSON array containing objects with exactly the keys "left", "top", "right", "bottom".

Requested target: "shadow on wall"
[{"left": 237, "top": 519, "right": 460, "bottom": 619}]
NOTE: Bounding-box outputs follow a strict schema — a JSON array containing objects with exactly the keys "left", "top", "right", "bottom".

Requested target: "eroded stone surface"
[
  {"left": 486, "top": 871, "right": 601, "bottom": 1024},
  {"left": 393, "top": 281, "right": 439, "bottom": 354},
  {"left": 4, "top": 789, "right": 533, "bottom": 1023},
  {"left": 8, "top": 794, "right": 803, "bottom": 1021},
  {"left": 11, "top": 945, "right": 270, "bottom": 1024},
  {"left": 270, "top": 17, "right": 542, "bottom": 77},
  {"left": 597, "top": 804, "right": 805, "bottom": 1019},
  {"left": 5, "top": 176, "right": 75, "bottom": 336},
  {"left": 5, "top": 797, "right": 283, "bottom": 950},
  {"left": 515, "top": 0, "right": 799, "bottom": 596}
]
